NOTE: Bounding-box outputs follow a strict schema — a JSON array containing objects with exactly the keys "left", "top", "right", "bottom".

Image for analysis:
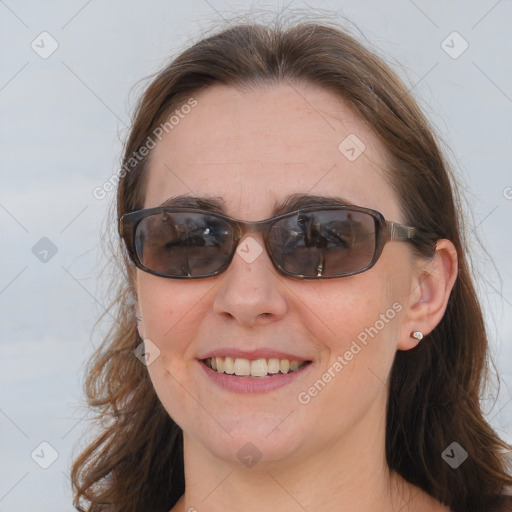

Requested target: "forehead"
[{"left": 144, "top": 82, "right": 402, "bottom": 221}]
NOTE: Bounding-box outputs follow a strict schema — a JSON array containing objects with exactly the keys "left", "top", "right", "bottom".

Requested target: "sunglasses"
[{"left": 119, "top": 205, "right": 416, "bottom": 279}]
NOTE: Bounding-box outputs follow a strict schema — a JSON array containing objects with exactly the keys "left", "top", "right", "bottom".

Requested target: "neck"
[{"left": 177, "top": 402, "right": 421, "bottom": 511}]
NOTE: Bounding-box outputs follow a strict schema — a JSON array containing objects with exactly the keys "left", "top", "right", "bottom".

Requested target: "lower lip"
[{"left": 198, "top": 360, "right": 312, "bottom": 393}]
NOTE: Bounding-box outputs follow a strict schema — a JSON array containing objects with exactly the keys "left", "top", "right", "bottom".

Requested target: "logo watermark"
[
  {"left": 31, "top": 31, "right": 59, "bottom": 59},
  {"left": 236, "top": 236, "right": 264, "bottom": 264},
  {"left": 441, "top": 32, "right": 469, "bottom": 59},
  {"left": 31, "top": 441, "right": 59, "bottom": 469},
  {"left": 442, "top": 442, "right": 468, "bottom": 469},
  {"left": 338, "top": 134, "right": 366, "bottom": 161},
  {"left": 134, "top": 338, "right": 161, "bottom": 366},
  {"left": 236, "top": 442, "right": 262, "bottom": 468}
]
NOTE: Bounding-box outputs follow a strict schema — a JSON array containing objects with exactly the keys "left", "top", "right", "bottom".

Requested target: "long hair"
[{"left": 71, "top": 20, "right": 512, "bottom": 512}]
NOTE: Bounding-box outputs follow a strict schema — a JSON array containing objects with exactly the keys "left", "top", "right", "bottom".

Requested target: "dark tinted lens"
[
  {"left": 135, "top": 212, "right": 234, "bottom": 276},
  {"left": 269, "top": 209, "right": 377, "bottom": 277}
]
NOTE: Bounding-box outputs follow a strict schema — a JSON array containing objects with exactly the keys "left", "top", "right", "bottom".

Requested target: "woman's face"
[{"left": 136, "top": 83, "right": 418, "bottom": 466}]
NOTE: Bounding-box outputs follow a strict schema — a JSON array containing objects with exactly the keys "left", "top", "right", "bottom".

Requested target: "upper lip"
[{"left": 198, "top": 348, "right": 311, "bottom": 361}]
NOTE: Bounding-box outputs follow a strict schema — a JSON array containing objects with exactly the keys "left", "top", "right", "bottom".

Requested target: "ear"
[{"left": 397, "top": 239, "right": 458, "bottom": 351}]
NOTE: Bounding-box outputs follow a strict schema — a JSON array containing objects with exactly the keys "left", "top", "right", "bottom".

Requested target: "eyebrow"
[
  {"left": 273, "top": 194, "right": 353, "bottom": 216},
  {"left": 158, "top": 193, "right": 354, "bottom": 216}
]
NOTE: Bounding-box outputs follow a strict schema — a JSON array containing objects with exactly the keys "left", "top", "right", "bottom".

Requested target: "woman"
[{"left": 71, "top": 20, "right": 512, "bottom": 512}]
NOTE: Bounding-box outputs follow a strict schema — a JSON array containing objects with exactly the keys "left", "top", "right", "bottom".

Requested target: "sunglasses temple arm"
[{"left": 387, "top": 221, "right": 416, "bottom": 241}]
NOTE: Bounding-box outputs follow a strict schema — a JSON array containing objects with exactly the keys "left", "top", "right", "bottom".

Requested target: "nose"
[{"left": 212, "top": 234, "right": 288, "bottom": 326}]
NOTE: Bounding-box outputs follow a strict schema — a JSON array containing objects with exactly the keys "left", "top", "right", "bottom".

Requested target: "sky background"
[{"left": 0, "top": 1, "right": 511, "bottom": 510}]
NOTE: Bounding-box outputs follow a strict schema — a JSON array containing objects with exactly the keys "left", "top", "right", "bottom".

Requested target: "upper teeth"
[{"left": 206, "top": 357, "right": 304, "bottom": 377}]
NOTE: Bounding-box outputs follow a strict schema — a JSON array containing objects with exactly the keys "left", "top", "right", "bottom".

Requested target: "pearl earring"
[{"left": 411, "top": 331, "right": 424, "bottom": 342}]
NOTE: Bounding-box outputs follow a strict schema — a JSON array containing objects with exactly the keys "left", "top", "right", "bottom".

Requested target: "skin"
[{"left": 135, "top": 83, "right": 458, "bottom": 511}]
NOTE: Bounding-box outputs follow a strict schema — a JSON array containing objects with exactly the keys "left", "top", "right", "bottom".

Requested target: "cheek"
[
  {"left": 331, "top": 295, "right": 402, "bottom": 382},
  {"left": 136, "top": 273, "right": 212, "bottom": 425},
  {"left": 294, "top": 266, "right": 408, "bottom": 401},
  {"left": 136, "top": 274, "right": 209, "bottom": 396},
  {"left": 136, "top": 272, "right": 208, "bottom": 348},
  {"left": 297, "top": 272, "right": 404, "bottom": 349}
]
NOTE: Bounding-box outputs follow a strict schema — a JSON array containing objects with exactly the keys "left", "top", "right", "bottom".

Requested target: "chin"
[
  {"left": 204, "top": 430, "right": 304, "bottom": 467},
  {"left": 182, "top": 408, "right": 327, "bottom": 468}
]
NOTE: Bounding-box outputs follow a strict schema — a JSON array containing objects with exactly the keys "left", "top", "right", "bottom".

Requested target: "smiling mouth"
[{"left": 203, "top": 357, "right": 311, "bottom": 378}]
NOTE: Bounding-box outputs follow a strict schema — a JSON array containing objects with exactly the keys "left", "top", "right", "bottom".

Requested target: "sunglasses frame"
[{"left": 119, "top": 205, "right": 417, "bottom": 279}]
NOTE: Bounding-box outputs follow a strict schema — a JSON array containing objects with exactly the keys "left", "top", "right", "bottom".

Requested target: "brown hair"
[{"left": 71, "top": 20, "right": 512, "bottom": 512}]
